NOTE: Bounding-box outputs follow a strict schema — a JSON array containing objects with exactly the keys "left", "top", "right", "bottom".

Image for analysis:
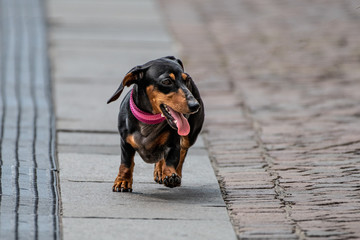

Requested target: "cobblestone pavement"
[
  {"left": 0, "top": 0, "right": 60, "bottom": 239},
  {"left": 159, "top": 0, "right": 360, "bottom": 239}
]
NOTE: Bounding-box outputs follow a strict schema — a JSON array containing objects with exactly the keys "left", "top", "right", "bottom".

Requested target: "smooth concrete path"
[{"left": 49, "top": 0, "right": 236, "bottom": 239}]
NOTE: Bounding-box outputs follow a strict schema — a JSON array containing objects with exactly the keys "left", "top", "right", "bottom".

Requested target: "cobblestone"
[{"left": 160, "top": 0, "right": 360, "bottom": 238}]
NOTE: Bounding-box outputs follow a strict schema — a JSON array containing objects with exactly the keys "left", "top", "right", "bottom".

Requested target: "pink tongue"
[{"left": 168, "top": 107, "right": 190, "bottom": 136}]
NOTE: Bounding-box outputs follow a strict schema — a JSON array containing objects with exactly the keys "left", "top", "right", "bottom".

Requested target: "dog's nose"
[{"left": 188, "top": 100, "right": 200, "bottom": 113}]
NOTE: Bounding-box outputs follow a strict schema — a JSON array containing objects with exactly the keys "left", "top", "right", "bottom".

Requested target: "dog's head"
[{"left": 107, "top": 56, "right": 200, "bottom": 136}]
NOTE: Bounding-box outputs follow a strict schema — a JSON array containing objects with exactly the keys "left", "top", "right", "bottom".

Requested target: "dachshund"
[{"left": 107, "top": 56, "right": 204, "bottom": 192}]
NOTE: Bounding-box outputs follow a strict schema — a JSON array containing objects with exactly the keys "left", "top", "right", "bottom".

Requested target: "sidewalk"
[
  {"left": 49, "top": 0, "right": 236, "bottom": 239},
  {"left": 2, "top": 0, "right": 359, "bottom": 239},
  {"left": 160, "top": 0, "right": 360, "bottom": 239}
]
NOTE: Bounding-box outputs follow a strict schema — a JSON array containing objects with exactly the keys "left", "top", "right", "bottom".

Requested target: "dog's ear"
[
  {"left": 107, "top": 65, "right": 148, "bottom": 104},
  {"left": 175, "top": 58, "right": 184, "bottom": 70},
  {"left": 164, "top": 56, "right": 184, "bottom": 70}
]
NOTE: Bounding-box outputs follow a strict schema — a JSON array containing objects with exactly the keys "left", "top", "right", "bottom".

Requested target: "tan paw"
[{"left": 112, "top": 177, "right": 133, "bottom": 192}]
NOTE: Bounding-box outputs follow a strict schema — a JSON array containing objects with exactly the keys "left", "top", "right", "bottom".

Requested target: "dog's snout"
[{"left": 188, "top": 99, "right": 200, "bottom": 113}]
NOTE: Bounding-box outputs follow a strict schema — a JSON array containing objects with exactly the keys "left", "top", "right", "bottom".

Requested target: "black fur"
[{"left": 108, "top": 56, "right": 204, "bottom": 191}]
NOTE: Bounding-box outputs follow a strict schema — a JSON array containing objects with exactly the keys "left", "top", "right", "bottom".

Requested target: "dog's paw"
[
  {"left": 112, "top": 178, "right": 133, "bottom": 192},
  {"left": 154, "top": 169, "right": 163, "bottom": 184},
  {"left": 154, "top": 160, "right": 164, "bottom": 184},
  {"left": 163, "top": 173, "right": 181, "bottom": 188}
]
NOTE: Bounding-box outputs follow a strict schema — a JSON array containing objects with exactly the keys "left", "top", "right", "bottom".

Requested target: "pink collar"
[{"left": 130, "top": 89, "right": 166, "bottom": 124}]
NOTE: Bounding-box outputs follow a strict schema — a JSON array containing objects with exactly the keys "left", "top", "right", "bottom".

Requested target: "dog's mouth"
[{"left": 160, "top": 104, "right": 190, "bottom": 136}]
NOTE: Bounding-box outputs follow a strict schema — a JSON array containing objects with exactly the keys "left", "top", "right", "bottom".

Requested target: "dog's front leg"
[
  {"left": 154, "top": 159, "right": 164, "bottom": 184},
  {"left": 176, "top": 136, "right": 190, "bottom": 177},
  {"left": 162, "top": 146, "right": 181, "bottom": 188},
  {"left": 113, "top": 139, "right": 135, "bottom": 192},
  {"left": 176, "top": 148, "right": 188, "bottom": 178}
]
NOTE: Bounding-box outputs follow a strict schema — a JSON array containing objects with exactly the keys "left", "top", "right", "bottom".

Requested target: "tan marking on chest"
[
  {"left": 145, "top": 131, "right": 170, "bottom": 150},
  {"left": 126, "top": 135, "right": 138, "bottom": 149}
]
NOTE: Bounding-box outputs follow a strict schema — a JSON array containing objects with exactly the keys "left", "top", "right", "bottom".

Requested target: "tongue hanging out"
[{"left": 167, "top": 107, "right": 190, "bottom": 136}]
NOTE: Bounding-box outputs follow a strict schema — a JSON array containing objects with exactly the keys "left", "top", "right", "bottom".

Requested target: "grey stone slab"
[
  {"left": 58, "top": 132, "right": 119, "bottom": 146},
  {"left": 58, "top": 145, "right": 120, "bottom": 155},
  {"left": 58, "top": 131, "right": 120, "bottom": 156},
  {"left": 50, "top": 27, "right": 173, "bottom": 46},
  {"left": 50, "top": 38, "right": 173, "bottom": 53},
  {"left": 58, "top": 139, "right": 213, "bottom": 184},
  {"left": 48, "top": 0, "right": 163, "bottom": 23},
  {"left": 59, "top": 153, "right": 118, "bottom": 182},
  {"left": 61, "top": 181, "right": 229, "bottom": 220},
  {"left": 51, "top": 48, "right": 174, "bottom": 80},
  {"left": 62, "top": 218, "right": 237, "bottom": 240},
  {"left": 58, "top": 139, "right": 230, "bottom": 221},
  {"left": 55, "top": 82, "right": 121, "bottom": 132},
  {"left": 50, "top": 15, "right": 166, "bottom": 30},
  {"left": 48, "top": 0, "right": 173, "bottom": 44}
]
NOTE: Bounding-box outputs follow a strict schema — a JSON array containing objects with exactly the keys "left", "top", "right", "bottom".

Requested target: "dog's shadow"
[{"left": 135, "top": 184, "right": 223, "bottom": 205}]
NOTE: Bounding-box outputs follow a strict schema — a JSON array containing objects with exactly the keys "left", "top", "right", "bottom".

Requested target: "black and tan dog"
[{"left": 107, "top": 56, "right": 204, "bottom": 192}]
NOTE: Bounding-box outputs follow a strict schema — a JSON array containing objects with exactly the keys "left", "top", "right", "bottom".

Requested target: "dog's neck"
[
  {"left": 132, "top": 85, "right": 153, "bottom": 113},
  {"left": 130, "top": 87, "right": 165, "bottom": 125}
]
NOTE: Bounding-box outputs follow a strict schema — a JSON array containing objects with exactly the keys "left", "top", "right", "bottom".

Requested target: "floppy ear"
[
  {"left": 107, "top": 65, "right": 147, "bottom": 104},
  {"left": 164, "top": 56, "right": 184, "bottom": 70},
  {"left": 175, "top": 58, "right": 184, "bottom": 70}
]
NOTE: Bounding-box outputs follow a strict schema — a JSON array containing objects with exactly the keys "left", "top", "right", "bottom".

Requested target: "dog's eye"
[{"left": 161, "top": 79, "right": 172, "bottom": 86}]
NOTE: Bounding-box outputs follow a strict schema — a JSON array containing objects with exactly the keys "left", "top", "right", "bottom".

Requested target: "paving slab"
[
  {"left": 58, "top": 142, "right": 235, "bottom": 239},
  {"left": 55, "top": 82, "right": 119, "bottom": 132},
  {"left": 59, "top": 143, "right": 228, "bottom": 218},
  {"left": 63, "top": 218, "right": 235, "bottom": 240},
  {"left": 52, "top": 48, "right": 173, "bottom": 80}
]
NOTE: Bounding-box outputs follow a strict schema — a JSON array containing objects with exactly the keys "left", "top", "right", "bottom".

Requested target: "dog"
[{"left": 107, "top": 56, "right": 204, "bottom": 192}]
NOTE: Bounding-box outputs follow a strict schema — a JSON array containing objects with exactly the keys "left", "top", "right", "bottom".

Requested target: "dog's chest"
[{"left": 132, "top": 123, "right": 172, "bottom": 163}]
